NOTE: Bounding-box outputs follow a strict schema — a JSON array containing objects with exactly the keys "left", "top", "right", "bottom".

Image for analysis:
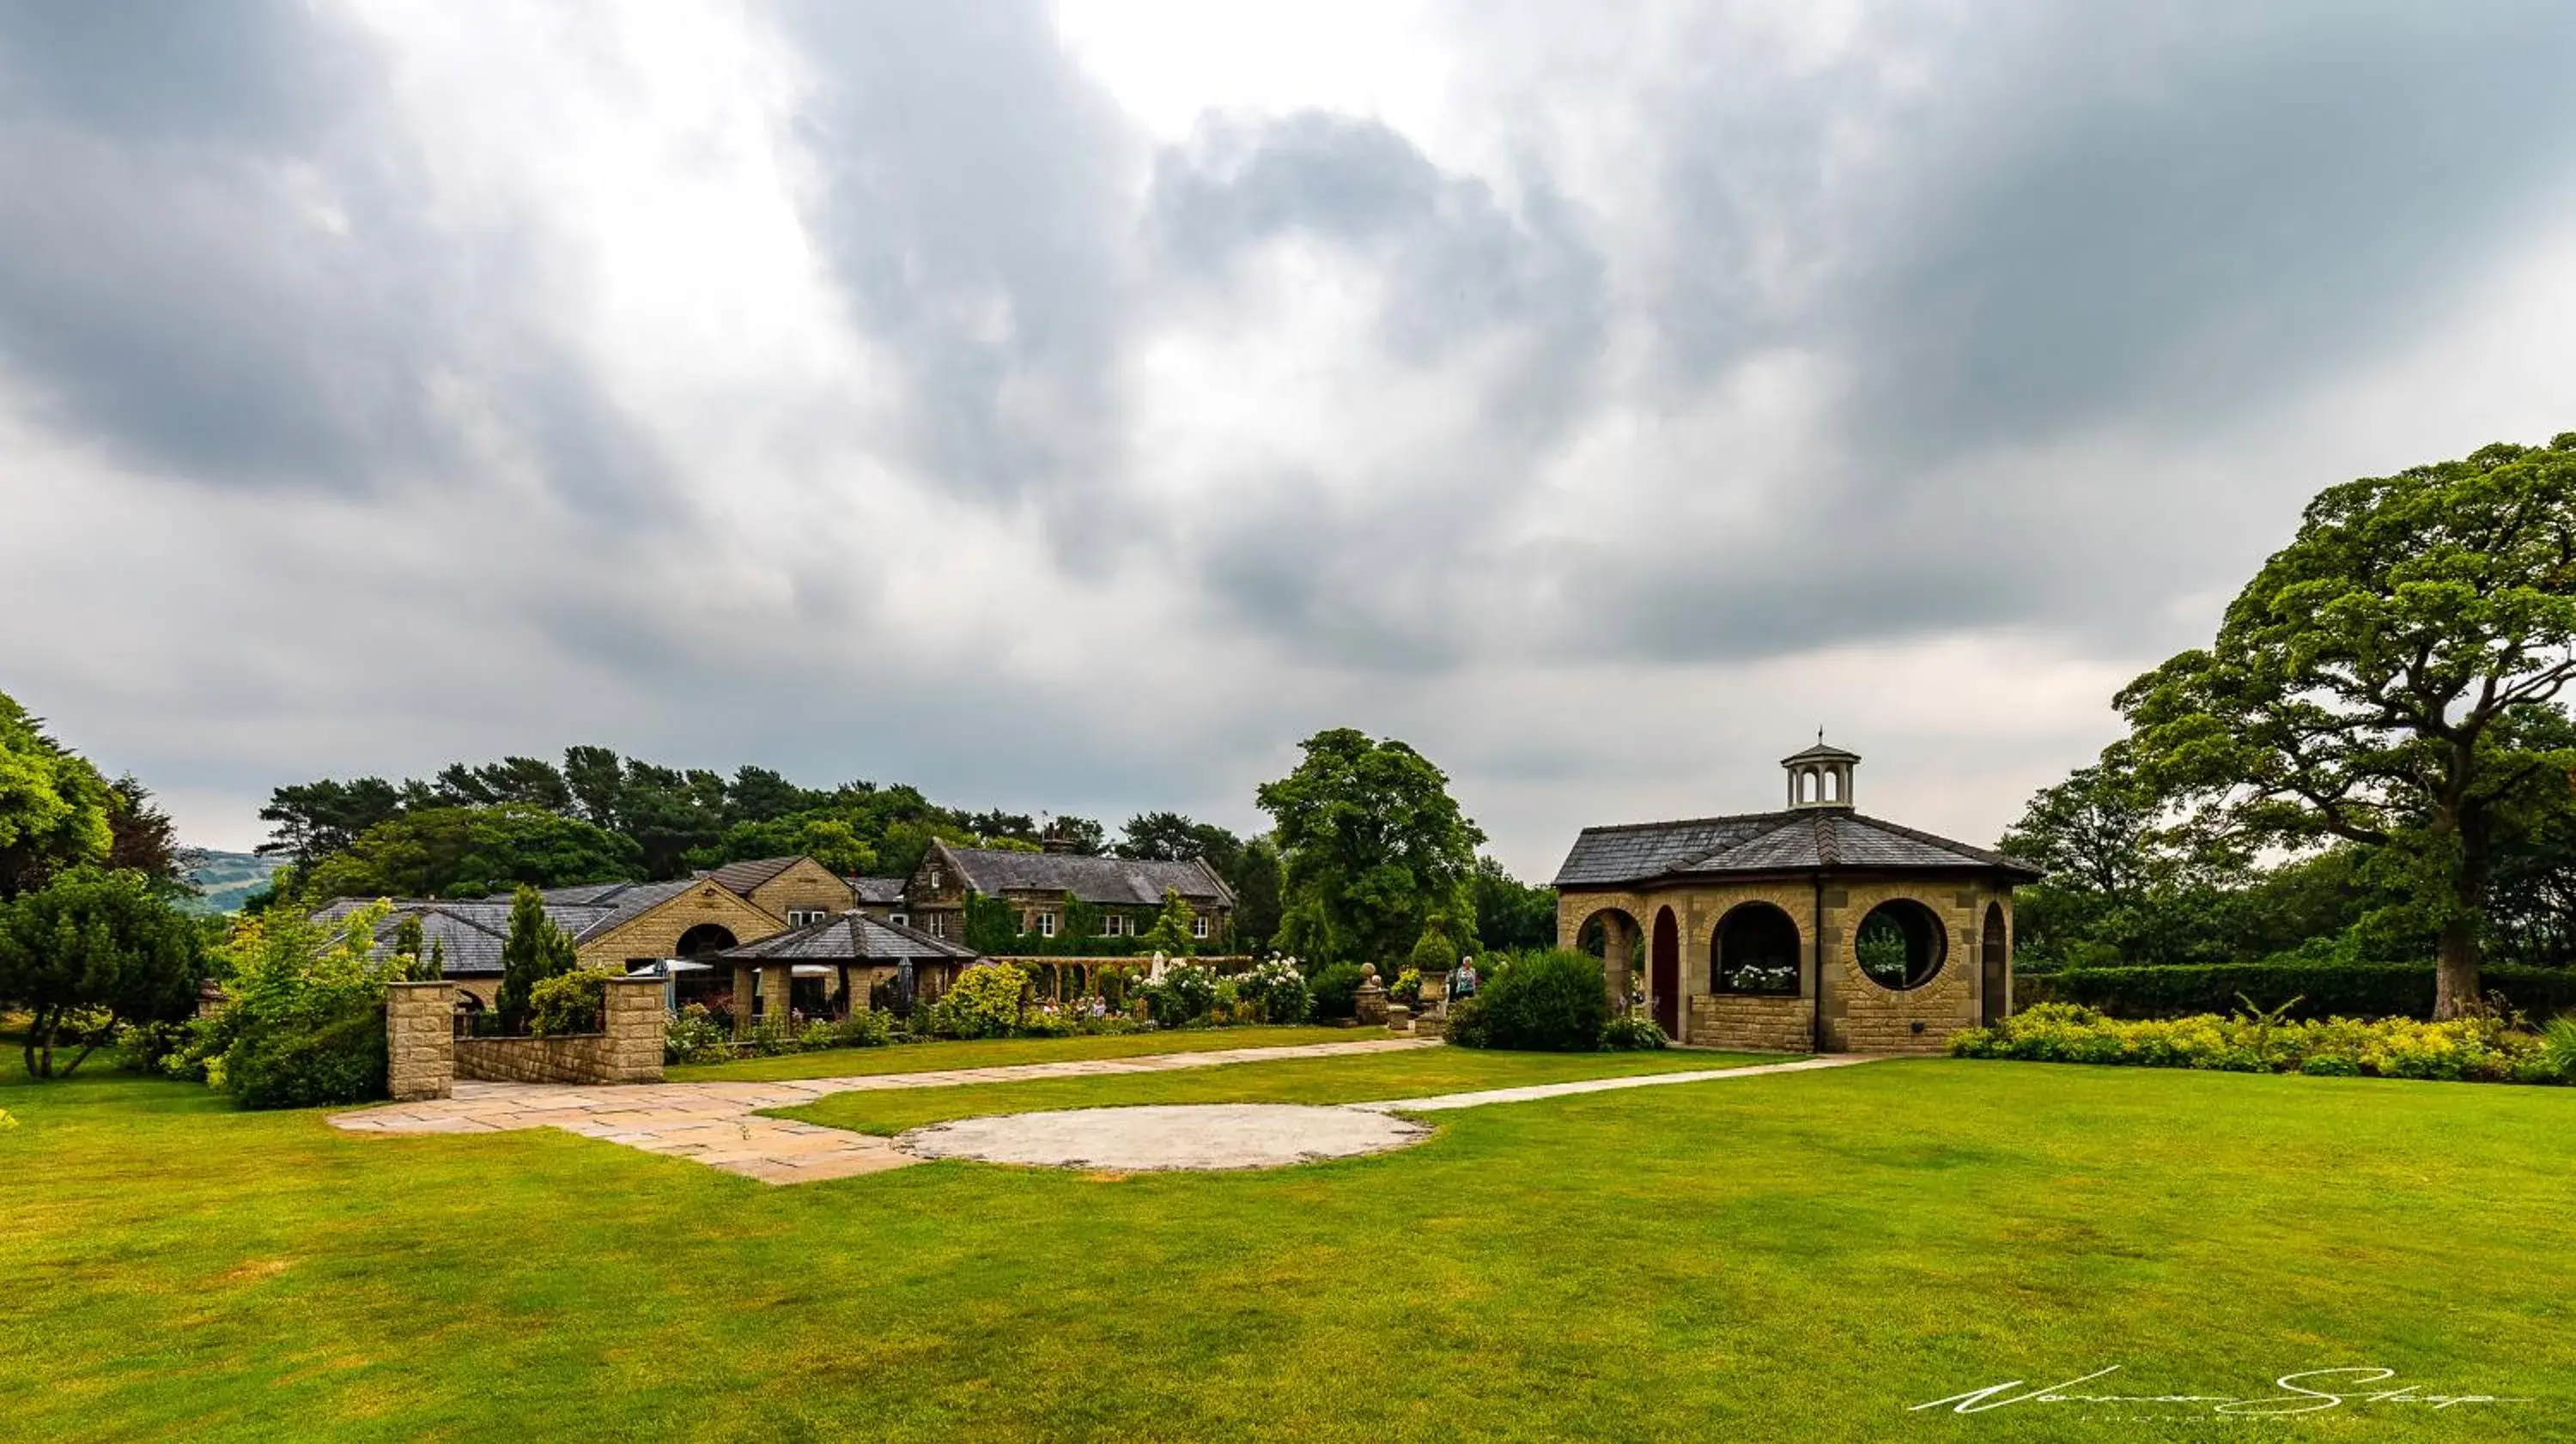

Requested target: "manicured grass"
[
  {"left": 772, "top": 1045, "right": 1787, "bottom": 1135},
  {"left": 5, "top": 1047, "right": 2572, "bottom": 1441},
  {"left": 667, "top": 1023, "right": 1369, "bottom": 1082}
]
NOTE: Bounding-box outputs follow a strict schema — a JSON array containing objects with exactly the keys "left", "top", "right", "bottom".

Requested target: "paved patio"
[
  {"left": 329, "top": 1037, "right": 1433, "bottom": 1184},
  {"left": 330, "top": 1040, "right": 1874, "bottom": 1185}
]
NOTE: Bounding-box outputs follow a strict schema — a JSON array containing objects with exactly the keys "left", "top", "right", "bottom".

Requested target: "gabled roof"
[
  {"left": 705, "top": 856, "right": 804, "bottom": 895},
  {"left": 933, "top": 844, "right": 1235, "bottom": 908},
  {"left": 716, "top": 913, "right": 977, "bottom": 963},
  {"left": 852, "top": 876, "right": 908, "bottom": 906},
  {"left": 1553, "top": 810, "right": 2038, "bottom": 889}
]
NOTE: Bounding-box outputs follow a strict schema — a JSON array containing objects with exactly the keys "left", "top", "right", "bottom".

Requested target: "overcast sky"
[{"left": 5, "top": 1, "right": 2575, "bottom": 876}]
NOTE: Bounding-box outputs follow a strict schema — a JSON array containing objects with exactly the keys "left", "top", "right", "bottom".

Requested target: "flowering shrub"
[
  {"left": 1235, "top": 958, "right": 1312, "bottom": 1025},
  {"left": 664, "top": 1004, "right": 729, "bottom": 1065},
  {"left": 527, "top": 967, "right": 611, "bottom": 1036},
  {"left": 1140, "top": 961, "right": 1219, "bottom": 1028},
  {"left": 926, "top": 962, "right": 1030, "bottom": 1040},
  {"left": 1599, "top": 1013, "right": 1669, "bottom": 1051},
  {"left": 1391, "top": 968, "right": 1423, "bottom": 1008},
  {"left": 1949, "top": 1002, "right": 2567, "bottom": 1084}
]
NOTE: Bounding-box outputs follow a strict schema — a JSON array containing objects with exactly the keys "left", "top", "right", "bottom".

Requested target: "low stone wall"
[
  {"left": 386, "top": 974, "right": 664, "bottom": 1097},
  {"left": 457, "top": 1033, "right": 620, "bottom": 1084},
  {"left": 1687, "top": 992, "right": 1811, "bottom": 1053}
]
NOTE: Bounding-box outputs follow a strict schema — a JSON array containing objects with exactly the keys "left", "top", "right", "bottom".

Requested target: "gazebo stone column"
[
  {"left": 386, "top": 981, "right": 455, "bottom": 1101},
  {"left": 732, "top": 964, "right": 756, "bottom": 1037},
  {"left": 600, "top": 975, "right": 665, "bottom": 1083},
  {"left": 761, "top": 963, "right": 793, "bottom": 1027}
]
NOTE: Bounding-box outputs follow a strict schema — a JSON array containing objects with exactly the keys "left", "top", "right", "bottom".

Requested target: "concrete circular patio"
[{"left": 895, "top": 1102, "right": 1432, "bottom": 1171}]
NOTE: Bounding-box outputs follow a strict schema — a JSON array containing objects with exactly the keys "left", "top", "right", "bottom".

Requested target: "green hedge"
[{"left": 2022, "top": 962, "right": 2576, "bottom": 1021}]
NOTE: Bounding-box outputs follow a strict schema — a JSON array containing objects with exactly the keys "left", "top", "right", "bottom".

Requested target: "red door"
[{"left": 1651, "top": 908, "right": 1680, "bottom": 1039}]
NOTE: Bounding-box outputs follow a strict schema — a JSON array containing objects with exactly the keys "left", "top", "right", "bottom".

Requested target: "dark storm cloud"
[
  {"left": 1582, "top": 0, "right": 2576, "bottom": 664},
  {"left": 0, "top": 1, "right": 671, "bottom": 511},
  {"left": 1683, "top": 0, "right": 2576, "bottom": 464}
]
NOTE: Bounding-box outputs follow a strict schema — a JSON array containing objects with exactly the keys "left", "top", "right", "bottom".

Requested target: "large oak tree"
[{"left": 2119, "top": 436, "right": 2576, "bottom": 1016}]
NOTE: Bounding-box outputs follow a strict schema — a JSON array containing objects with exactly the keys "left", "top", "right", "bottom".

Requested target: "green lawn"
[
  {"left": 770, "top": 1044, "right": 1785, "bottom": 1134},
  {"left": 5, "top": 1044, "right": 2571, "bottom": 1441},
  {"left": 667, "top": 1023, "right": 1371, "bottom": 1082}
]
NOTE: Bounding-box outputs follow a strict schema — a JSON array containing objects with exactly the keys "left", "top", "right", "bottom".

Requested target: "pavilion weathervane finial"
[{"left": 1783, "top": 731, "right": 1858, "bottom": 810}]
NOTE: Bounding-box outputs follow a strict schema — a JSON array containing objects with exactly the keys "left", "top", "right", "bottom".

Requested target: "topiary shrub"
[
  {"left": 1310, "top": 962, "right": 1366, "bottom": 1021},
  {"left": 1475, "top": 949, "right": 1608, "bottom": 1052},
  {"left": 1599, "top": 1012, "right": 1668, "bottom": 1051}
]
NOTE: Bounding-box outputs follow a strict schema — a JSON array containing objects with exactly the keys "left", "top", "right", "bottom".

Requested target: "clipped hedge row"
[{"left": 2020, "top": 962, "right": 2576, "bottom": 1021}]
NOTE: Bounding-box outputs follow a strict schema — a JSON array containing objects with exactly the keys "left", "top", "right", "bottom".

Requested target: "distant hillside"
[{"left": 183, "top": 850, "right": 285, "bottom": 915}]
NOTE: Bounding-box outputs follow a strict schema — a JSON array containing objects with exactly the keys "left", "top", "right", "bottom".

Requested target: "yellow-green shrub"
[{"left": 1950, "top": 1002, "right": 2561, "bottom": 1084}]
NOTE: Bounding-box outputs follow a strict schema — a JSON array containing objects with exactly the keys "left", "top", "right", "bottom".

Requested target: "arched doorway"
[
  {"left": 674, "top": 923, "right": 737, "bottom": 959},
  {"left": 1650, "top": 907, "right": 1680, "bottom": 1039},
  {"left": 1575, "top": 907, "right": 1643, "bottom": 1012},
  {"left": 1981, "top": 903, "right": 2008, "bottom": 1025}
]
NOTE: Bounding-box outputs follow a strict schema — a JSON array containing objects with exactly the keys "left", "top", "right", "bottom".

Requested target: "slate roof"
[
  {"left": 936, "top": 845, "right": 1235, "bottom": 907},
  {"left": 716, "top": 913, "right": 977, "bottom": 963},
  {"left": 1553, "top": 811, "right": 2039, "bottom": 889},
  {"left": 317, "top": 876, "right": 722, "bottom": 973},
  {"left": 852, "top": 876, "right": 908, "bottom": 906},
  {"left": 706, "top": 856, "right": 803, "bottom": 895}
]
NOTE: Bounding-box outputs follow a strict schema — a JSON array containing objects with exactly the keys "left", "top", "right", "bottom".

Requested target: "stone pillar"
[
  {"left": 601, "top": 975, "right": 665, "bottom": 1084},
  {"left": 761, "top": 963, "right": 793, "bottom": 1027},
  {"left": 731, "top": 964, "right": 755, "bottom": 1037},
  {"left": 1605, "top": 919, "right": 1635, "bottom": 1014},
  {"left": 386, "top": 981, "right": 455, "bottom": 1101}
]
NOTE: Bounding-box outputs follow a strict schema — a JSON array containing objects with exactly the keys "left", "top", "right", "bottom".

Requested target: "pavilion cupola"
[{"left": 1781, "top": 737, "right": 1860, "bottom": 810}]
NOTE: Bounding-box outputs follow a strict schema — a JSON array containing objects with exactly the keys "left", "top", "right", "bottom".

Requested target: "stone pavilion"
[{"left": 1552, "top": 743, "right": 2040, "bottom": 1053}]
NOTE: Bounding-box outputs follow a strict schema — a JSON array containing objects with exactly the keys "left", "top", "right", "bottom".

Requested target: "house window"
[
  {"left": 1102, "top": 913, "right": 1128, "bottom": 937},
  {"left": 925, "top": 914, "right": 945, "bottom": 938},
  {"left": 927, "top": 866, "right": 944, "bottom": 890},
  {"left": 1037, "top": 912, "right": 1057, "bottom": 938},
  {"left": 890, "top": 912, "right": 908, "bottom": 929},
  {"left": 1192, "top": 914, "right": 1210, "bottom": 940}
]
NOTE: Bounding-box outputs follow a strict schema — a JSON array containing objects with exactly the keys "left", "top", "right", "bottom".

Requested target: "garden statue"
[{"left": 1149, "top": 950, "right": 1169, "bottom": 981}]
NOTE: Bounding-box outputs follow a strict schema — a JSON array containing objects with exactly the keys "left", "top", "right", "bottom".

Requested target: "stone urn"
[{"left": 1354, "top": 963, "right": 1389, "bottom": 1027}]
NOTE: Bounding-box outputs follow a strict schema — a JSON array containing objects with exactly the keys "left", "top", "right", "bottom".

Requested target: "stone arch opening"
[
  {"left": 674, "top": 923, "right": 738, "bottom": 959},
  {"left": 1713, "top": 901, "right": 1801, "bottom": 995},
  {"left": 1855, "top": 899, "right": 1946, "bottom": 992},
  {"left": 1650, "top": 907, "right": 1680, "bottom": 1038},
  {"left": 1980, "top": 902, "right": 2008, "bottom": 1025},
  {"left": 1574, "top": 907, "right": 1643, "bottom": 1012}
]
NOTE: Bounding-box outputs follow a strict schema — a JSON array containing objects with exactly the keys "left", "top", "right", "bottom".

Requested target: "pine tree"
[{"left": 496, "top": 884, "right": 575, "bottom": 1016}]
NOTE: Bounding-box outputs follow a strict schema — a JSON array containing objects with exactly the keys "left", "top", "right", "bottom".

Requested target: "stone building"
[
  {"left": 901, "top": 840, "right": 1234, "bottom": 947},
  {"left": 319, "top": 854, "right": 863, "bottom": 1010},
  {"left": 712, "top": 912, "right": 980, "bottom": 1028},
  {"left": 1552, "top": 743, "right": 2038, "bottom": 1054}
]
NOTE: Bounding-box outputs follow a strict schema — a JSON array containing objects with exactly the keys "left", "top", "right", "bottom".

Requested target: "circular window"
[{"left": 1854, "top": 900, "right": 1946, "bottom": 991}]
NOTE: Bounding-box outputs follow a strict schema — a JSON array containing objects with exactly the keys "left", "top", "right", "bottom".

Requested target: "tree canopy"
[
  {"left": 297, "top": 804, "right": 645, "bottom": 901},
  {"left": 0, "top": 867, "right": 208, "bottom": 1077},
  {"left": 0, "top": 690, "right": 115, "bottom": 901},
  {"left": 1256, "top": 728, "right": 1485, "bottom": 967},
  {"left": 2109, "top": 434, "right": 2576, "bottom": 1015}
]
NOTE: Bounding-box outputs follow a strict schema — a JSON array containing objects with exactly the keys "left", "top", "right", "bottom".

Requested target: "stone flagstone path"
[{"left": 330, "top": 1040, "right": 1880, "bottom": 1185}]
